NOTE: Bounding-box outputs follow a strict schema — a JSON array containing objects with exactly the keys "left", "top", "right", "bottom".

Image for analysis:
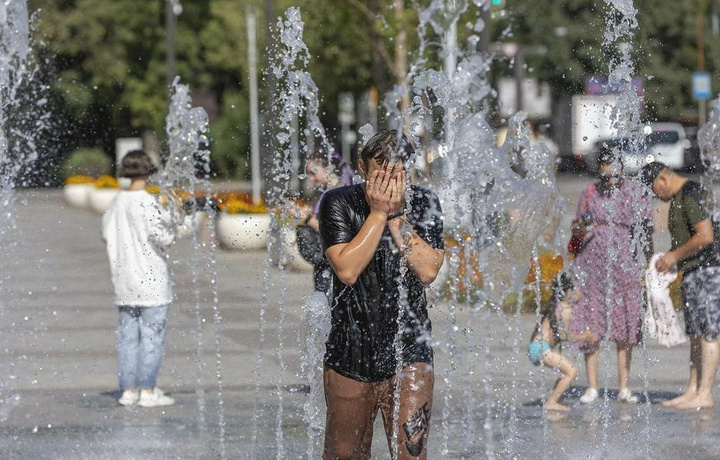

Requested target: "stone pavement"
[{"left": 0, "top": 187, "right": 718, "bottom": 459}]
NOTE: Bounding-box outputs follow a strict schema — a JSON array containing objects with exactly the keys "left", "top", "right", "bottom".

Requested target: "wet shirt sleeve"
[{"left": 318, "top": 191, "right": 354, "bottom": 250}]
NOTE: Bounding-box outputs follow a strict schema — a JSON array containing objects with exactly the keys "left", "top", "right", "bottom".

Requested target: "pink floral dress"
[{"left": 570, "top": 180, "right": 652, "bottom": 352}]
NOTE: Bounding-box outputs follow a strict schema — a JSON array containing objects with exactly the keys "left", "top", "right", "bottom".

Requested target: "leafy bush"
[
  {"left": 209, "top": 90, "right": 250, "bottom": 179},
  {"left": 61, "top": 148, "right": 112, "bottom": 180}
]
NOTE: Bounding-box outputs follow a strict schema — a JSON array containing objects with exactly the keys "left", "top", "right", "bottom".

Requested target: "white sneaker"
[
  {"left": 118, "top": 389, "right": 139, "bottom": 406},
  {"left": 137, "top": 388, "right": 175, "bottom": 408},
  {"left": 580, "top": 387, "right": 599, "bottom": 404},
  {"left": 618, "top": 388, "right": 639, "bottom": 404}
]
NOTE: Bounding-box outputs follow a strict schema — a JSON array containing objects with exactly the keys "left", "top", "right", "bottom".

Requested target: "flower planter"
[
  {"left": 216, "top": 212, "right": 271, "bottom": 250},
  {"left": 63, "top": 183, "right": 94, "bottom": 208},
  {"left": 268, "top": 226, "right": 314, "bottom": 272},
  {"left": 89, "top": 188, "right": 120, "bottom": 214}
]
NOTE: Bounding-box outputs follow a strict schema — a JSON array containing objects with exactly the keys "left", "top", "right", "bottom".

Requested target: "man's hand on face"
[
  {"left": 366, "top": 161, "right": 405, "bottom": 217},
  {"left": 388, "top": 166, "right": 406, "bottom": 215}
]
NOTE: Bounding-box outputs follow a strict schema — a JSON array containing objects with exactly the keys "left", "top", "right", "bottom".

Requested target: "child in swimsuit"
[{"left": 528, "top": 272, "right": 596, "bottom": 412}]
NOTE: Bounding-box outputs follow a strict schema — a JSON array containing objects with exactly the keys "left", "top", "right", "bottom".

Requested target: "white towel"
[{"left": 645, "top": 253, "right": 687, "bottom": 347}]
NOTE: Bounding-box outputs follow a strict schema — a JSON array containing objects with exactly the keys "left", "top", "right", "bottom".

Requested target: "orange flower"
[
  {"left": 95, "top": 175, "right": 119, "bottom": 189},
  {"left": 439, "top": 236, "right": 484, "bottom": 297},
  {"left": 215, "top": 192, "right": 267, "bottom": 214},
  {"left": 437, "top": 235, "right": 565, "bottom": 311},
  {"left": 65, "top": 175, "right": 95, "bottom": 185},
  {"left": 524, "top": 248, "right": 565, "bottom": 308}
]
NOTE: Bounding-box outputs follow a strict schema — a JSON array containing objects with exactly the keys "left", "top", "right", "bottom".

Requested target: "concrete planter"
[
  {"left": 216, "top": 212, "right": 271, "bottom": 250},
  {"left": 89, "top": 188, "right": 120, "bottom": 214},
  {"left": 63, "top": 184, "right": 94, "bottom": 208}
]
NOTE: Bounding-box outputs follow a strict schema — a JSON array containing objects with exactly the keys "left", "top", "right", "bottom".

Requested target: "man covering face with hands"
[{"left": 318, "top": 130, "right": 444, "bottom": 459}]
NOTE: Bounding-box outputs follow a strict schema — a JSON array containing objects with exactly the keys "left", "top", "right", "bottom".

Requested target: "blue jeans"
[{"left": 117, "top": 305, "right": 169, "bottom": 390}]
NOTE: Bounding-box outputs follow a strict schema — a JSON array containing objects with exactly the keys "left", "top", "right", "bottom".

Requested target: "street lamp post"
[
  {"left": 247, "top": 7, "right": 262, "bottom": 205},
  {"left": 165, "top": 0, "right": 182, "bottom": 91},
  {"left": 698, "top": 3, "right": 707, "bottom": 127}
]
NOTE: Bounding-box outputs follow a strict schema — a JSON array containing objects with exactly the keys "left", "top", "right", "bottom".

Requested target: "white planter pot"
[
  {"left": 270, "top": 226, "right": 314, "bottom": 272},
  {"left": 89, "top": 188, "right": 120, "bottom": 214},
  {"left": 63, "top": 184, "right": 94, "bottom": 208},
  {"left": 216, "top": 212, "right": 271, "bottom": 250}
]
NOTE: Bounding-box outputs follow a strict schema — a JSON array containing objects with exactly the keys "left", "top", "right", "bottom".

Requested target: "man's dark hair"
[
  {"left": 118, "top": 150, "right": 157, "bottom": 178},
  {"left": 640, "top": 161, "right": 668, "bottom": 187},
  {"left": 359, "top": 129, "right": 414, "bottom": 166}
]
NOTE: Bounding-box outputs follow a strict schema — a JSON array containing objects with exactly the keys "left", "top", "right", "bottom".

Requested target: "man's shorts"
[{"left": 682, "top": 266, "right": 720, "bottom": 340}]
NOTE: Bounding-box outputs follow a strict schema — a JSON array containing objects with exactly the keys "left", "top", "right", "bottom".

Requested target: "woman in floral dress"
[{"left": 570, "top": 143, "right": 653, "bottom": 404}]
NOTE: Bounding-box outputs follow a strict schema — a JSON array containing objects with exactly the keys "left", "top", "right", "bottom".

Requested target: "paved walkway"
[{"left": 0, "top": 187, "right": 717, "bottom": 459}]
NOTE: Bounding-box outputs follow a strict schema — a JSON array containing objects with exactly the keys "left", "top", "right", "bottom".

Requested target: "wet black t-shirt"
[{"left": 318, "top": 184, "right": 444, "bottom": 382}]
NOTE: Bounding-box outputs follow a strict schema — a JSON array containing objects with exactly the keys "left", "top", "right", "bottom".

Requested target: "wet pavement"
[{"left": 1, "top": 180, "right": 718, "bottom": 459}]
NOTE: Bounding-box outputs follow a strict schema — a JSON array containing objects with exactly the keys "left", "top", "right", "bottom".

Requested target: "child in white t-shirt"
[{"left": 102, "top": 150, "right": 176, "bottom": 407}]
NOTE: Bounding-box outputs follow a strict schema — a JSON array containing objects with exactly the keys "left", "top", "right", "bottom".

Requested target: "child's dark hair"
[
  {"left": 532, "top": 271, "right": 574, "bottom": 343},
  {"left": 118, "top": 150, "right": 157, "bottom": 178},
  {"left": 552, "top": 271, "right": 574, "bottom": 303}
]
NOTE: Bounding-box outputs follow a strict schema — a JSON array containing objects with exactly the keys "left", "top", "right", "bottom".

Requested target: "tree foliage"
[
  {"left": 23, "top": 0, "right": 720, "bottom": 183},
  {"left": 502, "top": 0, "right": 720, "bottom": 122}
]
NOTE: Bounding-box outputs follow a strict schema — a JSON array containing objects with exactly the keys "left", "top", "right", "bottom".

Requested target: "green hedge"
[{"left": 61, "top": 148, "right": 113, "bottom": 179}]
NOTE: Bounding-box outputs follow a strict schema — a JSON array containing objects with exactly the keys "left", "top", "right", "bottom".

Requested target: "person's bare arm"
[
  {"left": 569, "top": 330, "right": 598, "bottom": 342},
  {"left": 325, "top": 167, "right": 402, "bottom": 286},
  {"left": 656, "top": 219, "right": 713, "bottom": 272},
  {"left": 306, "top": 215, "right": 319, "bottom": 232},
  {"left": 388, "top": 216, "right": 444, "bottom": 285}
]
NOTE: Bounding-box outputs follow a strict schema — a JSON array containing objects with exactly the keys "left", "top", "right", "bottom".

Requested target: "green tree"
[
  {"left": 29, "top": 0, "right": 261, "bottom": 179},
  {"left": 500, "top": 0, "right": 718, "bottom": 122}
]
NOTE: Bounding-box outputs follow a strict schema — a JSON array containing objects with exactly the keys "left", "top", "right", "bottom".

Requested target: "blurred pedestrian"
[
  {"left": 291, "top": 152, "right": 352, "bottom": 297},
  {"left": 102, "top": 150, "right": 176, "bottom": 407}
]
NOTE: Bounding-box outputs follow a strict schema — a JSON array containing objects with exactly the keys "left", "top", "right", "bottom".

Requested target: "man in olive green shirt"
[{"left": 642, "top": 161, "right": 720, "bottom": 411}]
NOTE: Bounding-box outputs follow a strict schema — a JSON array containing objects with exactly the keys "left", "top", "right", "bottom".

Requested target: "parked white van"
[{"left": 645, "top": 123, "right": 691, "bottom": 170}]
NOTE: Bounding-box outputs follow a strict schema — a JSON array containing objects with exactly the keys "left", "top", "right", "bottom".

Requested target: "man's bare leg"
[
  {"left": 663, "top": 337, "right": 701, "bottom": 407},
  {"left": 542, "top": 350, "right": 578, "bottom": 412},
  {"left": 323, "top": 368, "right": 377, "bottom": 460},
  {"left": 378, "top": 363, "right": 434, "bottom": 460},
  {"left": 675, "top": 338, "right": 719, "bottom": 410}
]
